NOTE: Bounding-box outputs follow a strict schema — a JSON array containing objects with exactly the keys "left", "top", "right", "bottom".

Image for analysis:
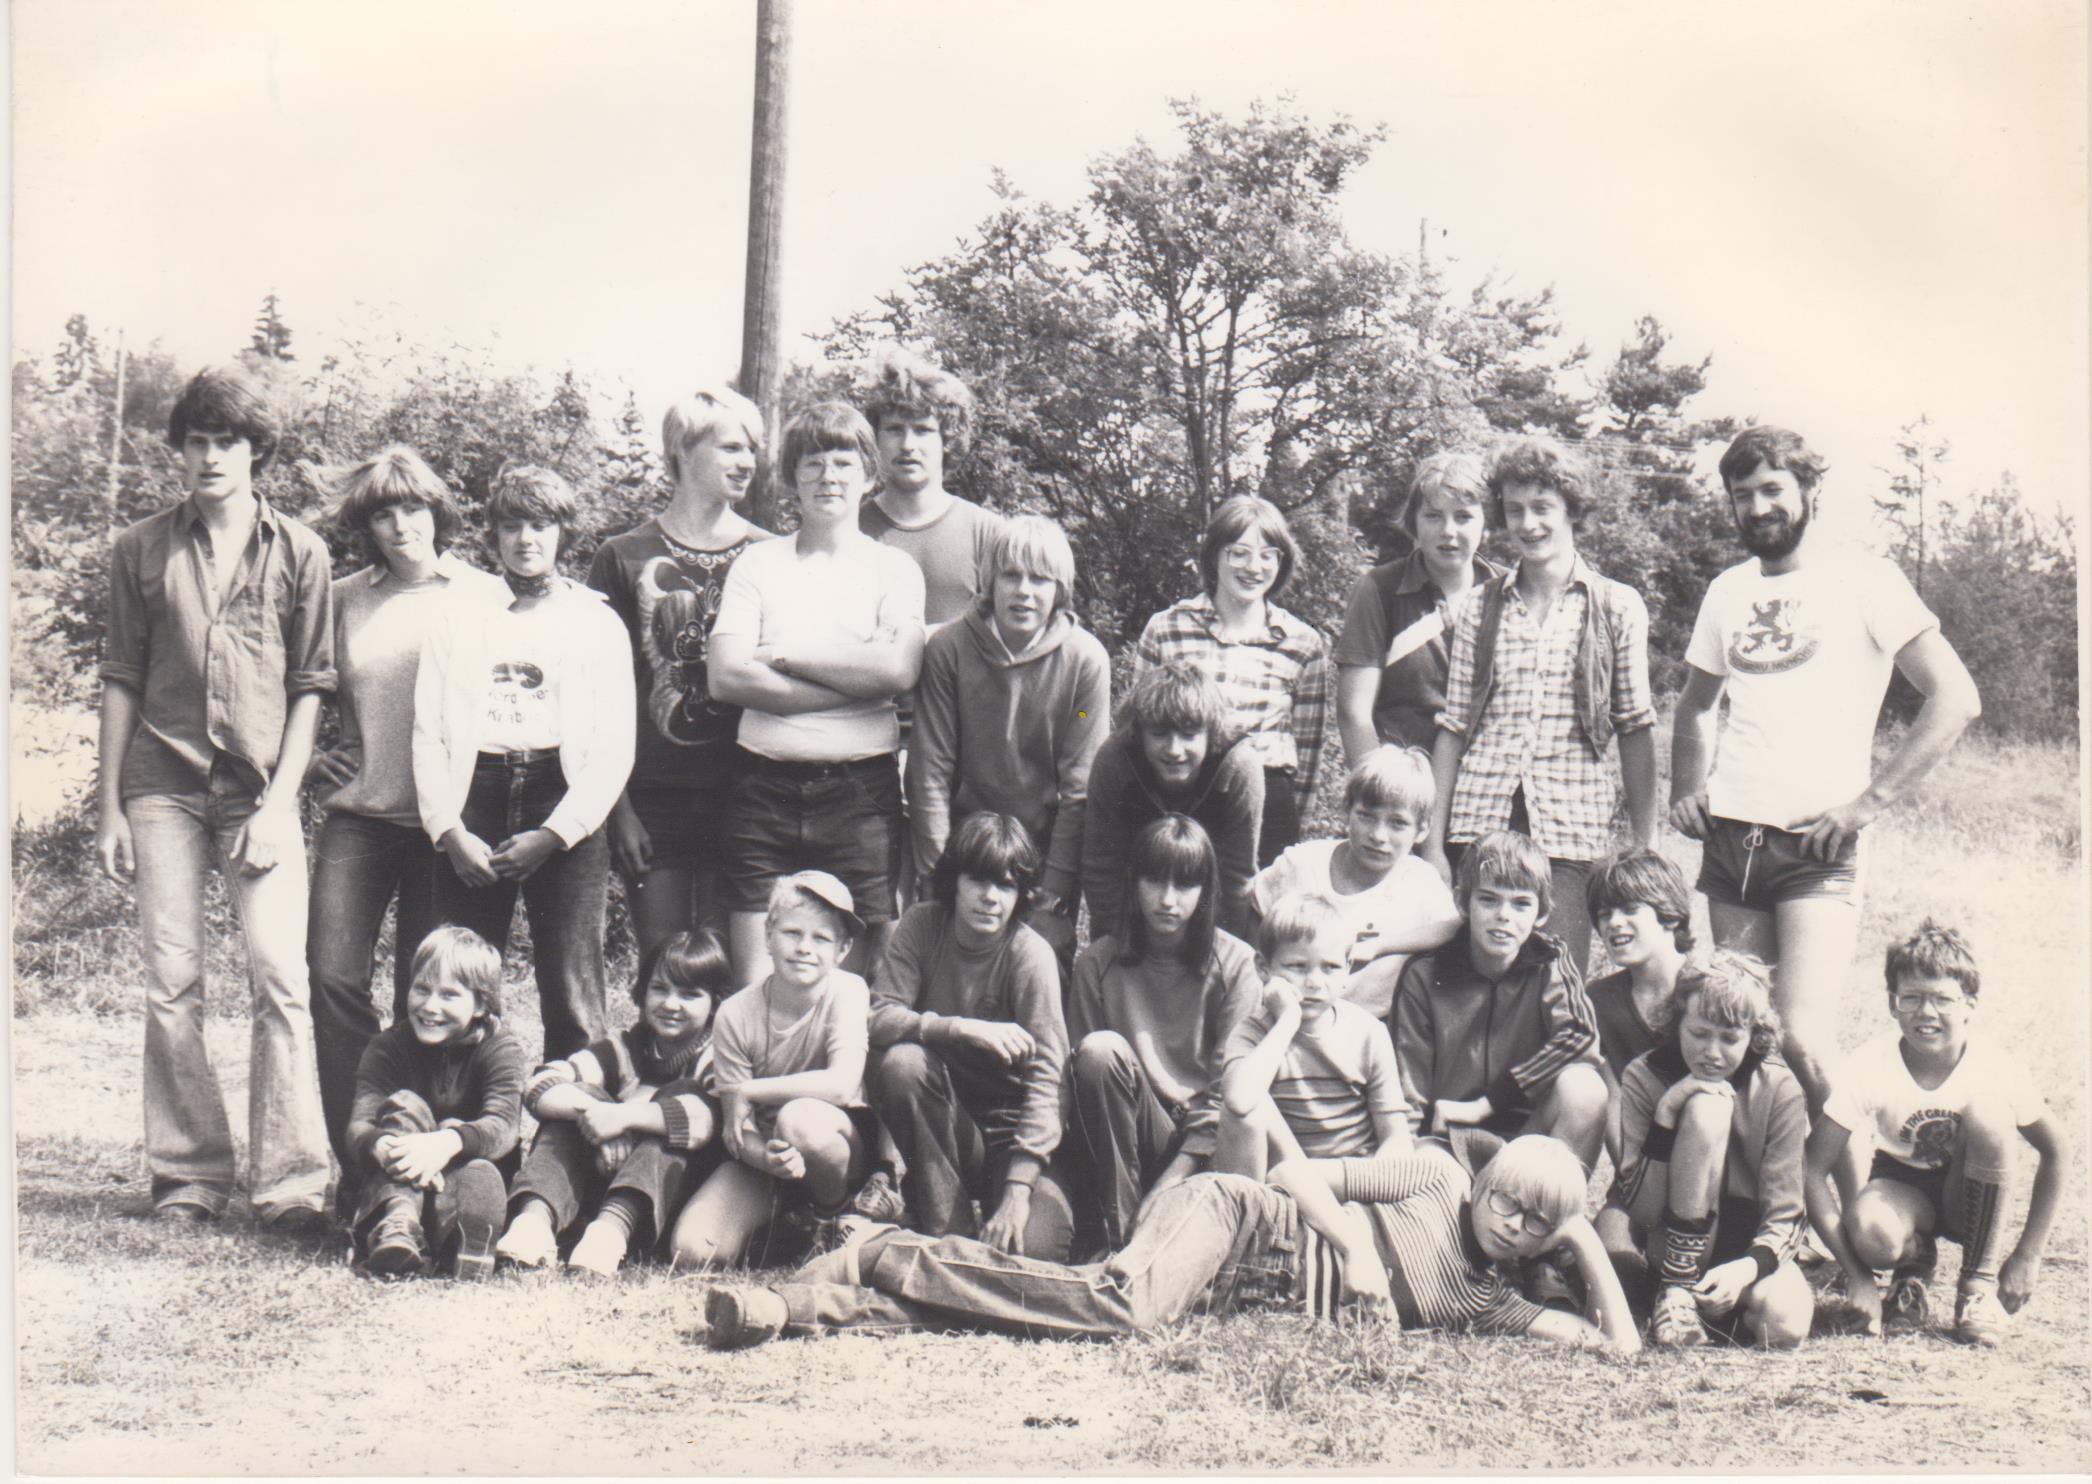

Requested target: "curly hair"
[
  {"left": 855, "top": 346, "right": 975, "bottom": 459},
  {"left": 1485, "top": 435, "right": 1597, "bottom": 527},
  {"left": 1719, "top": 425, "right": 1829, "bottom": 495},
  {"left": 1660, "top": 949, "right": 1781, "bottom": 1060}
]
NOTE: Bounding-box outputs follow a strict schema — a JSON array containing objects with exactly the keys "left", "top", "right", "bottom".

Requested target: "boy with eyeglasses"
[{"left": 1803, "top": 921, "right": 2067, "bottom": 1347}]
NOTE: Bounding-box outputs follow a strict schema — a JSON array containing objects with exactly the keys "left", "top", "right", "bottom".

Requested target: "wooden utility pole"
[{"left": 739, "top": 0, "right": 792, "bottom": 529}]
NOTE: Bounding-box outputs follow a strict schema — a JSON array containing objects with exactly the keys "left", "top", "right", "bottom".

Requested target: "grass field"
[{"left": 10, "top": 729, "right": 2090, "bottom": 1474}]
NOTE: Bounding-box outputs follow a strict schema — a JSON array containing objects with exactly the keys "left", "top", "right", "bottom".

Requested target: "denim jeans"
[
  {"left": 309, "top": 811, "right": 443, "bottom": 1168},
  {"left": 869, "top": 1042, "right": 1075, "bottom": 1259},
  {"left": 126, "top": 781, "right": 331, "bottom": 1219},
  {"left": 771, "top": 1171, "right": 1299, "bottom": 1339},
  {"left": 510, "top": 1118, "right": 715, "bottom": 1249},
  {"left": 431, "top": 753, "right": 609, "bottom": 1059},
  {"left": 352, "top": 1090, "right": 507, "bottom": 1263},
  {"left": 1067, "top": 1031, "right": 1192, "bottom": 1251}
]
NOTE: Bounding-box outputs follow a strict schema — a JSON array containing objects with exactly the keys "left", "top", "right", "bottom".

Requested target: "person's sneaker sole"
[
  {"left": 702, "top": 1287, "right": 784, "bottom": 1349},
  {"left": 366, "top": 1240, "right": 429, "bottom": 1279},
  {"left": 449, "top": 1163, "right": 505, "bottom": 1281}
]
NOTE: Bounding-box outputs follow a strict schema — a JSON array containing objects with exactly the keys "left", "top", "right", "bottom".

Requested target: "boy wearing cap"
[{"left": 670, "top": 871, "right": 876, "bottom": 1268}]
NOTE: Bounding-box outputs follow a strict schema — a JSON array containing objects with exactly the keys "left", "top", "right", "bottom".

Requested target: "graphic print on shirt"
[
  {"left": 487, "top": 659, "right": 549, "bottom": 729},
  {"left": 1728, "top": 598, "right": 1820, "bottom": 675},
  {"left": 1902, "top": 1108, "right": 1960, "bottom": 1169},
  {"left": 635, "top": 553, "right": 736, "bottom": 745}
]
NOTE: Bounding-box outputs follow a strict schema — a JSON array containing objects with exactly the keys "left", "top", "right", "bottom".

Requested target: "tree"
[
  {"left": 250, "top": 292, "right": 295, "bottom": 362},
  {"left": 52, "top": 314, "right": 100, "bottom": 389},
  {"left": 1876, "top": 414, "right": 1950, "bottom": 601}
]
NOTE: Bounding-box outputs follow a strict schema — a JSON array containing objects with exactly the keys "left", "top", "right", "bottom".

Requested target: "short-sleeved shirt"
[
  {"left": 1823, "top": 1031, "right": 2044, "bottom": 1170},
  {"left": 1222, "top": 997, "right": 1408, "bottom": 1157},
  {"left": 587, "top": 519, "right": 770, "bottom": 789},
  {"left": 1584, "top": 969, "right": 1665, "bottom": 1080},
  {"left": 1333, "top": 552, "right": 1499, "bottom": 752},
  {"left": 100, "top": 495, "right": 337, "bottom": 798},
  {"left": 1684, "top": 553, "right": 1937, "bottom": 828},
  {"left": 710, "top": 535, "right": 927, "bottom": 762},
  {"left": 860, "top": 494, "right": 1004, "bottom": 627},
  {"left": 709, "top": 971, "right": 872, "bottom": 1110},
  {"left": 1251, "top": 840, "right": 1457, "bottom": 1015}
]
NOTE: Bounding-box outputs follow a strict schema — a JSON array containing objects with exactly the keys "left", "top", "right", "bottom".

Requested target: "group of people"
[{"left": 94, "top": 351, "right": 2064, "bottom": 1363}]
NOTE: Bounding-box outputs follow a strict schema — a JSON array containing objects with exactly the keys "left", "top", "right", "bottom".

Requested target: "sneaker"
[
  {"left": 1883, "top": 1268, "right": 1934, "bottom": 1337},
  {"left": 850, "top": 1168, "right": 907, "bottom": 1224},
  {"left": 565, "top": 1220, "right": 628, "bottom": 1280},
  {"left": 495, "top": 1209, "right": 561, "bottom": 1270},
  {"left": 1651, "top": 1284, "right": 1710, "bottom": 1347},
  {"left": 364, "top": 1221, "right": 430, "bottom": 1279},
  {"left": 448, "top": 1163, "right": 505, "bottom": 1281},
  {"left": 1953, "top": 1285, "right": 2011, "bottom": 1348},
  {"left": 702, "top": 1286, "right": 788, "bottom": 1350}
]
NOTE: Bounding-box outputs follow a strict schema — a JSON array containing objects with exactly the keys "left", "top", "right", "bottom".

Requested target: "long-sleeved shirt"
[
  {"left": 1392, "top": 930, "right": 1598, "bottom": 1119},
  {"left": 1066, "top": 932, "right": 1260, "bottom": 1157},
  {"left": 1134, "top": 592, "right": 1334, "bottom": 819},
  {"left": 869, "top": 904, "right": 1068, "bottom": 1163},
  {"left": 347, "top": 1020, "right": 528, "bottom": 1170},
  {"left": 1609, "top": 1039, "right": 1809, "bottom": 1278},
  {"left": 522, "top": 1024, "right": 715, "bottom": 1151},
  {"left": 1080, "top": 732, "right": 1264, "bottom": 943},
  {"left": 411, "top": 576, "right": 636, "bottom": 849},
  {"left": 101, "top": 494, "right": 336, "bottom": 798},
  {"left": 907, "top": 608, "right": 1111, "bottom": 902}
]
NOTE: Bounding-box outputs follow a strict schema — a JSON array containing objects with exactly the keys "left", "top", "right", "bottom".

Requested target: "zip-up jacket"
[{"left": 1391, "top": 930, "right": 1598, "bottom": 1121}]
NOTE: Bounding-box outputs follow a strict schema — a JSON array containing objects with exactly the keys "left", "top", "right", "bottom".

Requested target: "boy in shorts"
[
  {"left": 1392, "top": 830, "right": 1606, "bottom": 1173},
  {"left": 709, "top": 403, "right": 927, "bottom": 980},
  {"left": 96, "top": 364, "right": 335, "bottom": 1229},
  {"left": 700, "top": 1134, "right": 1637, "bottom": 1354},
  {"left": 589, "top": 387, "right": 774, "bottom": 956},
  {"left": 1805, "top": 921, "right": 2067, "bottom": 1347}
]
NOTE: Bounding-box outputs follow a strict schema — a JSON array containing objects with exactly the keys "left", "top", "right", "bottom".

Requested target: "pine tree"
[{"left": 250, "top": 292, "right": 295, "bottom": 362}]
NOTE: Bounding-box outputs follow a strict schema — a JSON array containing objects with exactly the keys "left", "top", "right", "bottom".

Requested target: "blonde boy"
[
  {"left": 1218, "top": 892, "right": 1410, "bottom": 1180},
  {"left": 1250, "top": 746, "right": 1461, "bottom": 1017}
]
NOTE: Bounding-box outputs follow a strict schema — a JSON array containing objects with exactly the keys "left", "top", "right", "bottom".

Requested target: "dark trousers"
[
  {"left": 1067, "top": 1031, "right": 1192, "bottom": 1252},
  {"left": 432, "top": 753, "right": 609, "bottom": 1059},
  {"left": 509, "top": 1118, "right": 714, "bottom": 1251},
  {"left": 351, "top": 1090, "right": 509, "bottom": 1262},
  {"left": 309, "top": 811, "right": 443, "bottom": 1169},
  {"left": 1259, "top": 767, "right": 1301, "bottom": 868},
  {"left": 869, "top": 1043, "right": 1074, "bottom": 1260}
]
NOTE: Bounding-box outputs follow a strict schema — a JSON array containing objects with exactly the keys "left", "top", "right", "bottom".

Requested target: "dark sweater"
[
  {"left": 1080, "top": 733, "right": 1264, "bottom": 943},
  {"left": 347, "top": 1020, "right": 529, "bottom": 1169}
]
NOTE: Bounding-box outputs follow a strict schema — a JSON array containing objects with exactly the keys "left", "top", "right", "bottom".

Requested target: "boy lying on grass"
[
  {"left": 1216, "top": 891, "right": 1411, "bottom": 1181},
  {"left": 348, "top": 926, "right": 527, "bottom": 1279},
  {"left": 1806, "top": 920, "right": 2068, "bottom": 1348},
  {"left": 497, "top": 930, "right": 732, "bottom": 1277},
  {"left": 1603, "top": 950, "right": 1812, "bottom": 1349},
  {"left": 698, "top": 1135, "right": 1638, "bottom": 1356}
]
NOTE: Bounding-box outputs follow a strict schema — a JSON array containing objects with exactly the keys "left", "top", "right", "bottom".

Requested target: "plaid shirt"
[
  {"left": 1440, "top": 567, "right": 1615, "bottom": 858},
  {"left": 1134, "top": 593, "right": 1334, "bottom": 817}
]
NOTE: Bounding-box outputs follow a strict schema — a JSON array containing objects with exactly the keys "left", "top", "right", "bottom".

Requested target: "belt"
[
  {"left": 738, "top": 749, "right": 894, "bottom": 782},
  {"left": 474, "top": 747, "right": 562, "bottom": 768}
]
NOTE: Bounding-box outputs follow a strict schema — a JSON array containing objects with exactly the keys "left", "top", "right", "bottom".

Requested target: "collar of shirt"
[
  {"left": 1392, "top": 550, "right": 1500, "bottom": 599},
  {"left": 366, "top": 551, "right": 482, "bottom": 588},
  {"left": 1504, "top": 553, "right": 1599, "bottom": 606},
  {"left": 1437, "top": 927, "right": 1562, "bottom": 987},
  {"left": 175, "top": 492, "right": 281, "bottom": 540},
  {"left": 1180, "top": 590, "right": 1303, "bottom": 646}
]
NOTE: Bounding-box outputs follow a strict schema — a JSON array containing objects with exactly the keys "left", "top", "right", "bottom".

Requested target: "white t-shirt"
[
  {"left": 1251, "top": 840, "right": 1457, "bottom": 1017},
  {"left": 1823, "top": 1031, "right": 2044, "bottom": 1169},
  {"left": 479, "top": 602, "right": 565, "bottom": 753},
  {"left": 1684, "top": 551, "right": 1936, "bottom": 827},
  {"left": 711, "top": 534, "right": 927, "bottom": 762}
]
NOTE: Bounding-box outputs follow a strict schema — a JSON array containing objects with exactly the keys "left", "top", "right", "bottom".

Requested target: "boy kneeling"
[
  {"left": 348, "top": 927, "right": 528, "bottom": 1278},
  {"left": 1806, "top": 921, "right": 2067, "bottom": 1347},
  {"left": 1605, "top": 950, "right": 1812, "bottom": 1348},
  {"left": 699, "top": 1135, "right": 1635, "bottom": 1354}
]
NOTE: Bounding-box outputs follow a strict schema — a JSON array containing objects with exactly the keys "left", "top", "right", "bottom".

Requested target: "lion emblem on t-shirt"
[{"left": 1728, "top": 597, "right": 1819, "bottom": 675}]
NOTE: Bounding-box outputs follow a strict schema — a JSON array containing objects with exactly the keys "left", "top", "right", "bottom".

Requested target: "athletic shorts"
[
  {"left": 1695, "top": 815, "right": 1859, "bottom": 912},
  {"left": 625, "top": 774, "right": 738, "bottom": 873},
  {"left": 721, "top": 749, "right": 904, "bottom": 922},
  {"left": 1869, "top": 1150, "right": 1959, "bottom": 1234}
]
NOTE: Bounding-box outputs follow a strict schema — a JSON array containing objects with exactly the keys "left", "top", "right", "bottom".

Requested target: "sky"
[{"left": 10, "top": 0, "right": 2089, "bottom": 529}]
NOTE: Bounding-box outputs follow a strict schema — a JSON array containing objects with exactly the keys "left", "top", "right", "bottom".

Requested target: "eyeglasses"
[
  {"left": 1891, "top": 991, "right": 1969, "bottom": 1013},
  {"left": 1484, "top": 1189, "right": 1556, "bottom": 1238},
  {"left": 1222, "top": 544, "right": 1282, "bottom": 570}
]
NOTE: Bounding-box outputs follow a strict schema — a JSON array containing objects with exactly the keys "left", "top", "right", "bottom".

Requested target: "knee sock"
[
  {"left": 594, "top": 1190, "right": 645, "bottom": 1250},
  {"left": 1658, "top": 1210, "right": 1715, "bottom": 1287},
  {"left": 1957, "top": 1167, "right": 2010, "bottom": 1290}
]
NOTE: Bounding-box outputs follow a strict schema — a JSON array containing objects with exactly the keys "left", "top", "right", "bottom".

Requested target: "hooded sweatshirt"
[
  {"left": 908, "top": 608, "right": 1112, "bottom": 901},
  {"left": 1079, "top": 730, "right": 1265, "bottom": 944}
]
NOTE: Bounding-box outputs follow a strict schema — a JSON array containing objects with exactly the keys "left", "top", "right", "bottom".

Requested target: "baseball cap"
[{"left": 777, "top": 870, "right": 867, "bottom": 938}]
